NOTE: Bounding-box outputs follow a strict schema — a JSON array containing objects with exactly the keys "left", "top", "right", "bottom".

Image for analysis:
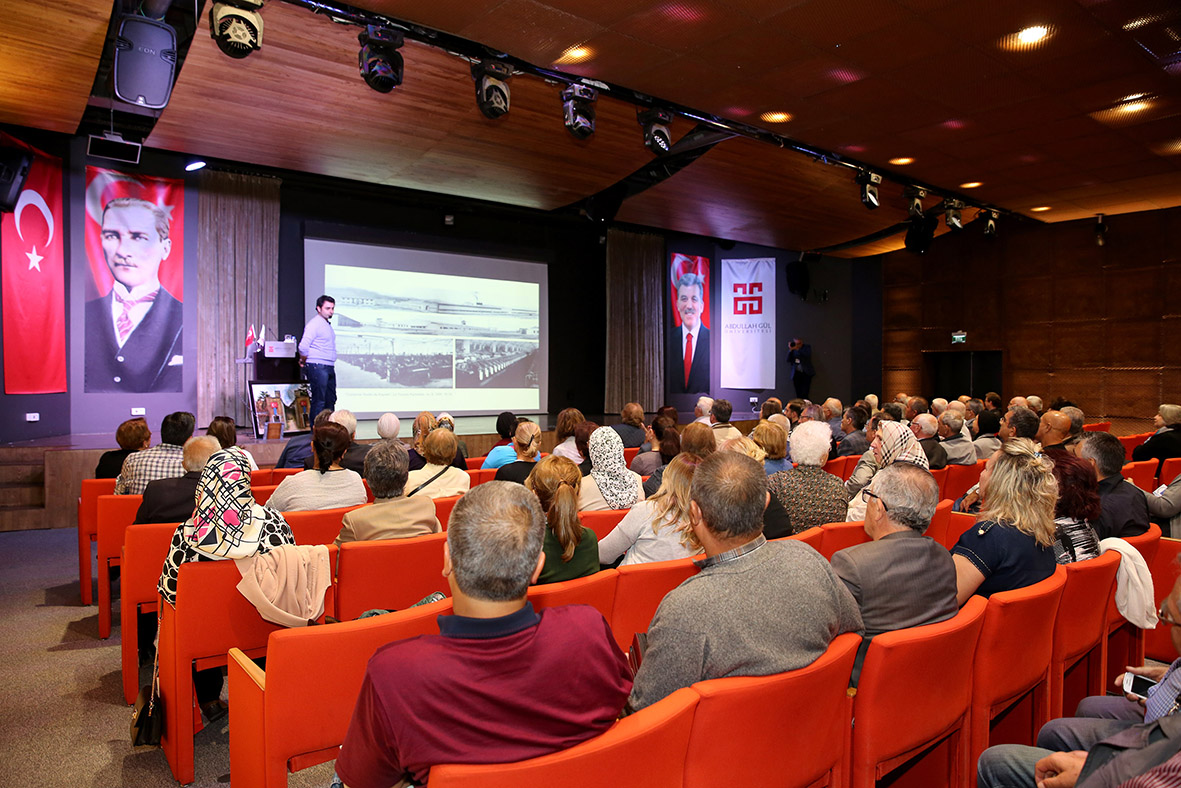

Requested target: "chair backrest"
[
  {"left": 944, "top": 460, "right": 985, "bottom": 502},
  {"left": 1146, "top": 538, "right": 1181, "bottom": 662},
  {"left": 1118, "top": 433, "right": 1153, "bottom": 462},
  {"left": 249, "top": 469, "right": 274, "bottom": 487},
  {"left": 251, "top": 484, "right": 278, "bottom": 505},
  {"left": 1083, "top": 422, "right": 1111, "bottom": 432},
  {"left": 929, "top": 467, "right": 950, "bottom": 499},
  {"left": 428, "top": 687, "right": 700, "bottom": 788},
  {"left": 466, "top": 455, "right": 486, "bottom": 470},
  {"left": 80, "top": 478, "right": 118, "bottom": 536},
  {"left": 610, "top": 557, "right": 699, "bottom": 650},
  {"left": 527, "top": 569, "right": 619, "bottom": 621},
  {"left": 943, "top": 511, "right": 978, "bottom": 550},
  {"left": 580, "top": 509, "right": 629, "bottom": 541},
  {"left": 973, "top": 566, "right": 1066, "bottom": 708},
  {"left": 334, "top": 533, "right": 449, "bottom": 619},
  {"left": 1053, "top": 551, "right": 1121, "bottom": 665},
  {"left": 924, "top": 499, "right": 953, "bottom": 548},
  {"left": 784, "top": 526, "right": 823, "bottom": 550},
  {"left": 817, "top": 521, "right": 870, "bottom": 560},
  {"left": 1123, "top": 460, "right": 1158, "bottom": 492},
  {"left": 683, "top": 633, "right": 860, "bottom": 788},
  {"left": 96, "top": 493, "right": 146, "bottom": 558},
  {"left": 284, "top": 505, "right": 364, "bottom": 546},
  {"left": 272, "top": 467, "right": 302, "bottom": 480},
  {"left": 123, "top": 522, "right": 180, "bottom": 604},
  {"left": 1123, "top": 523, "right": 1162, "bottom": 567},
  {"left": 467, "top": 468, "right": 496, "bottom": 486},
  {"left": 854, "top": 597, "right": 987, "bottom": 764},
  {"left": 433, "top": 494, "right": 462, "bottom": 530},
  {"left": 1161, "top": 458, "right": 1181, "bottom": 487},
  {"left": 624, "top": 447, "right": 640, "bottom": 465},
  {"left": 823, "top": 456, "right": 846, "bottom": 477}
]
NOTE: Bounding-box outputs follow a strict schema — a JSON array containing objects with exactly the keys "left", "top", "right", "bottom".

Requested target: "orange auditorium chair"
[
  {"left": 333, "top": 534, "right": 449, "bottom": 620},
  {"left": 609, "top": 557, "right": 699, "bottom": 651},
  {"left": 817, "top": 521, "right": 870, "bottom": 560},
  {"left": 624, "top": 447, "right": 640, "bottom": 465},
  {"left": 944, "top": 460, "right": 985, "bottom": 502},
  {"left": 943, "top": 511, "right": 977, "bottom": 551},
  {"left": 281, "top": 505, "right": 364, "bottom": 547},
  {"left": 930, "top": 467, "right": 950, "bottom": 499},
  {"left": 849, "top": 596, "right": 987, "bottom": 788},
  {"left": 527, "top": 569, "right": 619, "bottom": 621},
  {"left": 78, "top": 477, "right": 117, "bottom": 604},
  {"left": 427, "top": 687, "right": 699, "bottom": 788},
  {"left": 271, "top": 467, "right": 301, "bottom": 481},
  {"left": 1050, "top": 552, "right": 1121, "bottom": 719},
  {"left": 249, "top": 469, "right": 274, "bottom": 486},
  {"left": 1118, "top": 433, "right": 1153, "bottom": 463},
  {"left": 1146, "top": 537, "right": 1181, "bottom": 662},
  {"left": 580, "top": 509, "right": 629, "bottom": 541},
  {"left": 467, "top": 468, "right": 496, "bottom": 486},
  {"left": 251, "top": 484, "right": 278, "bottom": 505},
  {"left": 96, "top": 493, "right": 146, "bottom": 638},
  {"left": 1083, "top": 422, "right": 1112, "bottom": 432},
  {"left": 684, "top": 633, "right": 860, "bottom": 788},
  {"left": 924, "top": 499, "right": 954, "bottom": 548},
  {"left": 1159, "top": 458, "right": 1181, "bottom": 487},
  {"left": 785, "top": 526, "right": 824, "bottom": 550},
  {"left": 465, "top": 455, "right": 486, "bottom": 470},
  {"left": 1105, "top": 523, "right": 1163, "bottom": 683},
  {"left": 120, "top": 522, "right": 181, "bottom": 704},
  {"left": 1123, "top": 460, "right": 1158, "bottom": 493},
  {"left": 824, "top": 456, "right": 848, "bottom": 478},
  {"left": 434, "top": 494, "right": 462, "bottom": 529}
]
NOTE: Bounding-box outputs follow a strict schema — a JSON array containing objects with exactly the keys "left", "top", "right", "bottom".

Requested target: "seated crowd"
[{"left": 90, "top": 389, "right": 1181, "bottom": 786}]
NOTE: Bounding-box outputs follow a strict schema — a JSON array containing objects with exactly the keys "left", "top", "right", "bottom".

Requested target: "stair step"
[
  {"left": 0, "top": 464, "right": 44, "bottom": 485},
  {"left": 0, "top": 484, "right": 44, "bottom": 508},
  {"left": 0, "top": 506, "right": 46, "bottom": 532}
]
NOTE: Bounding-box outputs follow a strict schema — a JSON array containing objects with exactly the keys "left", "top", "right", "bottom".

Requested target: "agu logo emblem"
[{"left": 732, "top": 282, "right": 763, "bottom": 315}]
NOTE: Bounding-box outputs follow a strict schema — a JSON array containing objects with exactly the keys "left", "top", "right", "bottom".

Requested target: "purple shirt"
[
  {"left": 298, "top": 314, "right": 336, "bottom": 364},
  {"left": 337, "top": 603, "right": 632, "bottom": 787}
]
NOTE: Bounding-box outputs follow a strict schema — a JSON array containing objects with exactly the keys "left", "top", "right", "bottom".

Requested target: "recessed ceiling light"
[
  {"left": 1118, "top": 100, "right": 1150, "bottom": 114},
  {"left": 554, "top": 45, "right": 592, "bottom": 64},
  {"left": 1030, "top": 206, "right": 1052, "bottom": 212},
  {"left": 959, "top": 181, "right": 983, "bottom": 189},
  {"left": 1150, "top": 139, "right": 1181, "bottom": 156},
  {"left": 185, "top": 160, "right": 206, "bottom": 171},
  {"left": 1122, "top": 93, "right": 1148, "bottom": 102},
  {"left": 888, "top": 156, "right": 914, "bottom": 166},
  {"left": 760, "top": 111, "right": 793, "bottom": 123},
  {"left": 1017, "top": 25, "right": 1049, "bottom": 44},
  {"left": 999, "top": 24, "right": 1054, "bottom": 51}
]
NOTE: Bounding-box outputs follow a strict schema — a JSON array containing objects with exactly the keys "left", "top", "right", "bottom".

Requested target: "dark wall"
[{"left": 880, "top": 206, "right": 1181, "bottom": 419}]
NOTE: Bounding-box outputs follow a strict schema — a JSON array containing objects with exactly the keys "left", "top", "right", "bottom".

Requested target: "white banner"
[{"left": 720, "top": 258, "right": 776, "bottom": 389}]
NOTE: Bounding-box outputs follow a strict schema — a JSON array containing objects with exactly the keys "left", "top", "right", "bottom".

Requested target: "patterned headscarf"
[
  {"left": 875, "top": 421, "right": 930, "bottom": 470},
  {"left": 589, "top": 427, "right": 639, "bottom": 510},
  {"left": 157, "top": 447, "right": 293, "bottom": 604}
]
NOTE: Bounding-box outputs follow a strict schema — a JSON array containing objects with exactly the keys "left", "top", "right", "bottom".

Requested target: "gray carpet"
[{"left": 0, "top": 528, "right": 334, "bottom": 788}]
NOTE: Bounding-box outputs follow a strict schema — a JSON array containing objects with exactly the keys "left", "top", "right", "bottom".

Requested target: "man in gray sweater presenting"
[{"left": 627, "top": 451, "right": 863, "bottom": 711}]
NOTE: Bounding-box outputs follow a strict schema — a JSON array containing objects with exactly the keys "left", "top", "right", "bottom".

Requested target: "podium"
[{"left": 253, "top": 347, "right": 299, "bottom": 383}]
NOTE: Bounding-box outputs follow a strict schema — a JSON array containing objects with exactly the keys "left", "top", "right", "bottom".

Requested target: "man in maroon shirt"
[{"left": 336, "top": 481, "right": 632, "bottom": 788}]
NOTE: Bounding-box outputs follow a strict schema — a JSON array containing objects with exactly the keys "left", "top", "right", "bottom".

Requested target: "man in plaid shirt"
[{"left": 114, "top": 412, "right": 195, "bottom": 495}]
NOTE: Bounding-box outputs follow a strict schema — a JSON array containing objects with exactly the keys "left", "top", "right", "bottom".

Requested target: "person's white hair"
[
  {"left": 789, "top": 421, "right": 832, "bottom": 466},
  {"left": 931, "top": 398, "right": 948, "bottom": 415},
  {"left": 330, "top": 409, "right": 357, "bottom": 437},
  {"left": 912, "top": 413, "right": 938, "bottom": 438},
  {"left": 865, "top": 394, "right": 879, "bottom": 411},
  {"left": 822, "top": 398, "right": 843, "bottom": 419},
  {"left": 1027, "top": 395, "right": 1043, "bottom": 412},
  {"left": 695, "top": 396, "right": 714, "bottom": 415},
  {"left": 768, "top": 413, "right": 791, "bottom": 434},
  {"left": 377, "top": 412, "right": 401, "bottom": 439},
  {"left": 947, "top": 400, "right": 967, "bottom": 415},
  {"left": 939, "top": 411, "right": 964, "bottom": 433},
  {"left": 182, "top": 435, "right": 221, "bottom": 472}
]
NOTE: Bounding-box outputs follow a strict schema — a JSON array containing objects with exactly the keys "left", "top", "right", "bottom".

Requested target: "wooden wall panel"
[
  {"left": 883, "top": 286, "right": 921, "bottom": 329},
  {"left": 1053, "top": 273, "right": 1105, "bottom": 322},
  {"left": 1105, "top": 370, "right": 1160, "bottom": 417},
  {"left": 1004, "top": 279, "right": 1052, "bottom": 328},
  {"left": 882, "top": 329, "right": 921, "bottom": 369},
  {"left": 1053, "top": 370, "right": 1104, "bottom": 416},
  {"left": 1106, "top": 320, "right": 1162, "bottom": 369},
  {"left": 1103, "top": 267, "right": 1165, "bottom": 321},
  {"left": 1053, "top": 322, "right": 1105, "bottom": 369},
  {"left": 1006, "top": 327, "right": 1054, "bottom": 371}
]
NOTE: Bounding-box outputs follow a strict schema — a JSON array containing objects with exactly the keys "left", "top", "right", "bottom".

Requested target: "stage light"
[
  {"left": 209, "top": 0, "right": 263, "bottom": 59},
  {"left": 1095, "top": 214, "right": 1108, "bottom": 247},
  {"left": 904, "top": 185, "right": 926, "bottom": 218},
  {"left": 561, "top": 84, "right": 597, "bottom": 140},
  {"left": 185, "top": 160, "right": 206, "bottom": 172},
  {"left": 983, "top": 210, "right": 998, "bottom": 238},
  {"left": 472, "top": 60, "right": 512, "bottom": 118},
  {"left": 944, "top": 199, "right": 964, "bottom": 231},
  {"left": 358, "top": 26, "right": 404, "bottom": 93},
  {"left": 855, "top": 170, "right": 881, "bottom": 209},
  {"left": 638, "top": 108, "right": 673, "bottom": 155}
]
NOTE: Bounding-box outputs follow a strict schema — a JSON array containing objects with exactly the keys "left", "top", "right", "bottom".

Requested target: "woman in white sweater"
[
  {"left": 598, "top": 453, "right": 703, "bottom": 566},
  {"left": 266, "top": 422, "right": 368, "bottom": 512}
]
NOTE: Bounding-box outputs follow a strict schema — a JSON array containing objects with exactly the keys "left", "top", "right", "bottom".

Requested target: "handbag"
[{"left": 131, "top": 612, "right": 165, "bottom": 747}]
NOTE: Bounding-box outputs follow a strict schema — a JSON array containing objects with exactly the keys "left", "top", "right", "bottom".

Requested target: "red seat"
[
  {"left": 334, "top": 534, "right": 449, "bottom": 620},
  {"left": 251, "top": 484, "right": 278, "bottom": 505},
  {"left": 943, "top": 511, "right": 977, "bottom": 550},
  {"left": 428, "top": 687, "right": 699, "bottom": 788},
  {"left": 850, "top": 596, "right": 987, "bottom": 788},
  {"left": 609, "top": 557, "right": 698, "bottom": 651},
  {"left": 823, "top": 456, "right": 847, "bottom": 477},
  {"left": 1123, "top": 460, "right": 1158, "bottom": 493},
  {"left": 1118, "top": 433, "right": 1153, "bottom": 463},
  {"left": 280, "top": 505, "right": 364, "bottom": 547},
  {"left": 925, "top": 499, "right": 954, "bottom": 548},
  {"left": 580, "top": 509, "right": 629, "bottom": 541},
  {"left": 968, "top": 567, "right": 1066, "bottom": 772},
  {"left": 624, "top": 447, "right": 640, "bottom": 465},
  {"left": 121, "top": 522, "right": 180, "bottom": 704},
  {"left": 1051, "top": 552, "right": 1121, "bottom": 718},
  {"left": 467, "top": 468, "right": 496, "bottom": 486},
  {"left": 465, "top": 455, "right": 486, "bottom": 470},
  {"left": 1146, "top": 538, "right": 1181, "bottom": 662},
  {"left": 1083, "top": 422, "right": 1111, "bottom": 432},
  {"left": 96, "top": 493, "right": 146, "bottom": 638},
  {"left": 1106, "top": 524, "right": 1164, "bottom": 683},
  {"left": 684, "top": 633, "right": 860, "bottom": 788},
  {"left": 527, "top": 569, "right": 619, "bottom": 622},
  {"left": 817, "top": 521, "right": 870, "bottom": 560},
  {"left": 1160, "top": 458, "right": 1181, "bottom": 487},
  {"left": 930, "top": 467, "right": 950, "bottom": 499},
  {"left": 433, "top": 494, "right": 462, "bottom": 529},
  {"left": 785, "top": 526, "right": 824, "bottom": 550},
  {"left": 78, "top": 477, "right": 117, "bottom": 604},
  {"left": 944, "top": 460, "right": 985, "bottom": 502},
  {"left": 272, "top": 467, "right": 301, "bottom": 481},
  {"left": 249, "top": 469, "right": 274, "bottom": 486}
]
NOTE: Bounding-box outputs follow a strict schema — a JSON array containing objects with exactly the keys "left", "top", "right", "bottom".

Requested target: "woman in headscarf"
[
  {"left": 157, "top": 446, "right": 295, "bottom": 718},
  {"left": 844, "top": 419, "right": 930, "bottom": 521},
  {"left": 579, "top": 426, "right": 645, "bottom": 511}
]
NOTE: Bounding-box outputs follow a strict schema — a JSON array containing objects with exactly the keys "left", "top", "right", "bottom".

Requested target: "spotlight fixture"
[
  {"left": 472, "top": 60, "right": 512, "bottom": 118},
  {"left": 944, "top": 199, "right": 965, "bottom": 231},
  {"left": 358, "top": 26, "right": 404, "bottom": 93},
  {"left": 983, "top": 210, "right": 998, "bottom": 238},
  {"left": 560, "top": 84, "right": 597, "bottom": 140},
  {"left": 638, "top": 108, "right": 673, "bottom": 155},
  {"left": 1095, "top": 214, "right": 1108, "bottom": 247},
  {"left": 209, "top": 0, "right": 264, "bottom": 59},
  {"left": 904, "top": 185, "right": 926, "bottom": 218},
  {"left": 856, "top": 170, "right": 881, "bottom": 209}
]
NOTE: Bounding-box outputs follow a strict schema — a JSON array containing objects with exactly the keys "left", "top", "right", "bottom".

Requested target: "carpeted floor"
[{"left": 0, "top": 528, "right": 334, "bottom": 788}]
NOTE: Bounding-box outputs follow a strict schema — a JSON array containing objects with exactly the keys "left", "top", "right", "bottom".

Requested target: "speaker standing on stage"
[
  {"left": 299, "top": 294, "right": 337, "bottom": 419},
  {"left": 787, "top": 337, "right": 814, "bottom": 399}
]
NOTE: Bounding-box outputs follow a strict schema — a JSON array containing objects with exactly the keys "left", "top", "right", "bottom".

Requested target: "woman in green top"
[{"left": 526, "top": 455, "right": 599, "bottom": 584}]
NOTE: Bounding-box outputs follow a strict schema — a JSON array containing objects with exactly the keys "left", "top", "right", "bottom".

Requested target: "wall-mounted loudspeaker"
[
  {"left": 113, "top": 16, "right": 178, "bottom": 110},
  {"left": 785, "top": 257, "right": 812, "bottom": 299},
  {"left": 0, "top": 148, "right": 33, "bottom": 213}
]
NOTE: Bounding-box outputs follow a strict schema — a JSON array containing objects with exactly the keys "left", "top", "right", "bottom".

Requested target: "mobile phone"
[{"left": 1123, "top": 673, "right": 1157, "bottom": 699}]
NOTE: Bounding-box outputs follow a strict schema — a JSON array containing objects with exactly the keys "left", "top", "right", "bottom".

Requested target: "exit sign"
[{"left": 951, "top": 331, "right": 967, "bottom": 344}]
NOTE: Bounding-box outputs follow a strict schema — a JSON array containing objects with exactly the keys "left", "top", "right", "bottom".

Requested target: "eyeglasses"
[
  {"left": 861, "top": 489, "right": 887, "bottom": 511},
  {"left": 1160, "top": 604, "right": 1180, "bottom": 627}
]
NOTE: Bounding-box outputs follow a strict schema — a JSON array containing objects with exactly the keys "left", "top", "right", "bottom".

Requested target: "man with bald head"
[
  {"left": 1009, "top": 396, "right": 1029, "bottom": 410},
  {"left": 1036, "top": 411, "right": 1073, "bottom": 453},
  {"left": 910, "top": 414, "right": 948, "bottom": 470}
]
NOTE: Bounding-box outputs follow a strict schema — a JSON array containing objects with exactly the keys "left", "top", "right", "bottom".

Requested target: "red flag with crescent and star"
[{"left": 1, "top": 145, "right": 66, "bottom": 394}]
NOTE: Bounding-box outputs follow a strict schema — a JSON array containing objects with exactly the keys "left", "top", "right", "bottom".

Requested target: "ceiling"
[{"left": 2, "top": 0, "right": 1180, "bottom": 257}]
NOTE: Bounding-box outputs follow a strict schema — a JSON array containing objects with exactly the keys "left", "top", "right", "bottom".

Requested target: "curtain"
[
  {"left": 196, "top": 171, "right": 281, "bottom": 427},
  {"left": 604, "top": 228, "right": 665, "bottom": 413}
]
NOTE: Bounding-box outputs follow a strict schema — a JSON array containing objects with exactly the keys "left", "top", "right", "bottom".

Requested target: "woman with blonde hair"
[
  {"left": 525, "top": 456, "right": 599, "bottom": 583},
  {"left": 750, "top": 422, "right": 790, "bottom": 475},
  {"left": 951, "top": 438, "right": 1057, "bottom": 603},
  {"left": 404, "top": 428, "right": 471, "bottom": 498},
  {"left": 495, "top": 421, "right": 544, "bottom": 484},
  {"left": 598, "top": 453, "right": 704, "bottom": 566}
]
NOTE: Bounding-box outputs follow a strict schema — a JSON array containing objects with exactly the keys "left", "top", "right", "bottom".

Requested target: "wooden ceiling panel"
[
  {"left": 0, "top": 0, "right": 112, "bottom": 133},
  {"left": 554, "top": 31, "right": 676, "bottom": 82},
  {"left": 610, "top": 1, "right": 756, "bottom": 52},
  {"left": 455, "top": 0, "right": 605, "bottom": 65},
  {"left": 762, "top": 0, "right": 912, "bottom": 51}
]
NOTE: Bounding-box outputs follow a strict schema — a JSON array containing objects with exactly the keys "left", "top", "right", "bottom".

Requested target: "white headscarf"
[{"left": 589, "top": 427, "right": 639, "bottom": 510}]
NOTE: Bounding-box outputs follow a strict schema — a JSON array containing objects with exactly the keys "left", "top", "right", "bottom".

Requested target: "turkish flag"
[{"left": 1, "top": 147, "right": 66, "bottom": 394}]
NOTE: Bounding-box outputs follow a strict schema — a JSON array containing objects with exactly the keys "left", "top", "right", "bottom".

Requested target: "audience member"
[
  {"left": 315, "top": 410, "right": 370, "bottom": 474},
  {"left": 1145, "top": 471, "right": 1181, "bottom": 535},
  {"left": 831, "top": 463, "right": 957, "bottom": 637},
  {"left": 493, "top": 422, "right": 544, "bottom": 485},
  {"left": 1132, "top": 403, "right": 1181, "bottom": 477},
  {"left": 1000, "top": 405, "right": 1040, "bottom": 441},
  {"left": 336, "top": 482, "right": 631, "bottom": 787},
  {"left": 844, "top": 413, "right": 888, "bottom": 501},
  {"left": 115, "top": 411, "right": 195, "bottom": 495},
  {"left": 1009, "top": 396, "right": 1029, "bottom": 410},
  {"left": 881, "top": 401, "right": 904, "bottom": 423},
  {"left": 95, "top": 417, "right": 150, "bottom": 478},
  {"left": 274, "top": 409, "right": 333, "bottom": 469},
  {"left": 376, "top": 412, "right": 400, "bottom": 440},
  {"left": 951, "top": 439, "right": 1057, "bottom": 603},
  {"left": 938, "top": 412, "right": 977, "bottom": 465},
  {"left": 709, "top": 399, "right": 743, "bottom": 443},
  {"left": 693, "top": 396, "right": 714, "bottom": 425},
  {"left": 525, "top": 456, "right": 599, "bottom": 583},
  {"left": 768, "top": 420, "right": 848, "bottom": 532},
  {"left": 947, "top": 400, "right": 974, "bottom": 440},
  {"left": 751, "top": 421, "right": 790, "bottom": 475},
  {"left": 409, "top": 412, "right": 465, "bottom": 472},
  {"left": 984, "top": 391, "right": 1002, "bottom": 411},
  {"left": 864, "top": 394, "right": 880, "bottom": 413},
  {"left": 1036, "top": 410, "right": 1073, "bottom": 453},
  {"left": 786, "top": 398, "right": 806, "bottom": 426},
  {"left": 722, "top": 437, "right": 794, "bottom": 539},
  {"left": 822, "top": 398, "right": 844, "bottom": 442},
  {"left": 134, "top": 436, "right": 220, "bottom": 524},
  {"left": 1050, "top": 452, "right": 1102, "bottom": 564},
  {"left": 580, "top": 427, "right": 645, "bottom": 511},
  {"left": 406, "top": 428, "right": 471, "bottom": 497},
  {"left": 481, "top": 415, "right": 539, "bottom": 471},
  {"left": 551, "top": 407, "right": 586, "bottom": 463},
  {"left": 630, "top": 416, "right": 678, "bottom": 477},
  {"left": 1026, "top": 395, "right": 1044, "bottom": 415},
  {"left": 335, "top": 440, "right": 439, "bottom": 546},
  {"left": 627, "top": 451, "right": 862, "bottom": 711},
  {"left": 599, "top": 454, "right": 703, "bottom": 567},
  {"left": 973, "top": 410, "right": 1003, "bottom": 459},
  {"left": 573, "top": 420, "right": 598, "bottom": 476},
  {"left": 911, "top": 414, "right": 949, "bottom": 470},
  {"left": 837, "top": 406, "right": 870, "bottom": 458},
  {"left": 846, "top": 420, "right": 930, "bottom": 520},
  {"left": 206, "top": 415, "right": 258, "bottom": 471},
  {"left": 965, "top": 398, "right": 984, "bottom": 435},
  {"left": 435, "top": 412, "right": 467, "bottom": 459},
  {"left": 644, "top": 421, "right": 715, "bottom": 496},
  {"left": 1082, "top": 432, "right": 1150, "bottom": 540},
  {"left": 931, "top": 397, "right": 948, "bottom": 417},
  {"left": 759, "top": 399, "right": 783, "bottom": 420},
  {"left": 904, "top": 396, "right": 929, "bottom": 424},
  {"left": 267, "top": 423, "right": 367, "bottom": 512},
  {"left": 491, "top": 411, "right": 516, "bottom": 447},
  {"left": 610, "top": 402, "right": 648, "bottom": 448},
  {"left": 656, "top": 405, "right": 679, "bottom": 425},
  {"left": 1060, "top": 405, "right": 1086, "bottom": 454}
]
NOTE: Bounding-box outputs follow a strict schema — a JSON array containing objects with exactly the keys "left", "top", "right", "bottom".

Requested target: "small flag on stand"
[
  {"left": 245, "top": 324, "right": 256, "bottom": 348},
  {"left": 258, "top": 323, "right": 267, "bottom": 344}
]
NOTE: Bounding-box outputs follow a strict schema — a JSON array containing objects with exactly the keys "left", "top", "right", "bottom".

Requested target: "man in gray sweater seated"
[{"left": 627, "top": 451, "right": 863, "bottom": 711}]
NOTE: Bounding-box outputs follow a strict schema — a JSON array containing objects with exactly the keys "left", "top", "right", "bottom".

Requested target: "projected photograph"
[
  {"left": 336, "top": 334, "right": 454, "bottom": 388},
  {"left": 456, "top": 340, "right": 539, "bottom": 389}
]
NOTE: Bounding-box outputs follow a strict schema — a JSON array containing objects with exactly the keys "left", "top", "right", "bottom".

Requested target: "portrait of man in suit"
[
  {"left": 667, "top": 271, "right": 710, "bottom": 394},
  {"left": 84, "top": 196, "right": 183, "bottom": 392}
]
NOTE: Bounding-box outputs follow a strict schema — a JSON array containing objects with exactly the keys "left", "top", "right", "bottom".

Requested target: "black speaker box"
[
  {"left": 0, "top": 149, "right": 32, "bottom": 213},
  {"left": 253, "top": 350, "right": 301, "bottom": 383},
  {"left": 113, "top": 16, "right": 177, "bottom": 110}
]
